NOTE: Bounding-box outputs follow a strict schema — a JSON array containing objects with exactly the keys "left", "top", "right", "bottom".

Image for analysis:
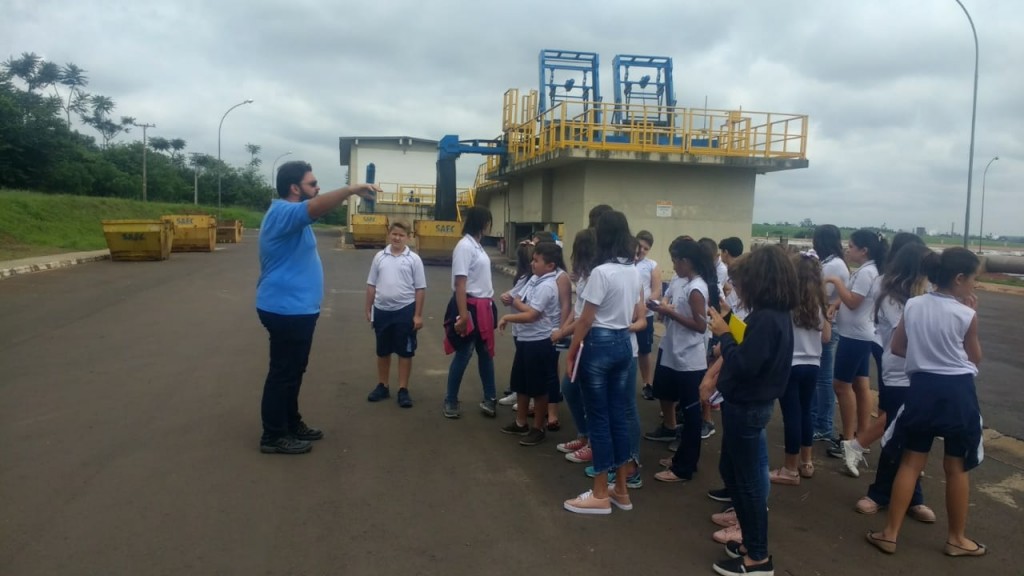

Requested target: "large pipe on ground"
[{"left": 982, "top": 255, "right": 1024, "bottom": 275}]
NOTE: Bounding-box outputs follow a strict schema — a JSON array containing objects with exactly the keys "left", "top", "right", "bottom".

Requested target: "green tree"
[
  {"left": 149, "top": 136, "right": 170, "bottom": 153},
  {"left": 245, "top": 142, "right": 262, "bottom": 168}
]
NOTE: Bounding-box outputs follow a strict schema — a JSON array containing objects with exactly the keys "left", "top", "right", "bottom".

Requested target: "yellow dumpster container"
[
  {"left": 101, "top": 219, "right": 173, "bottom": 261},
  {"left": 413, "top": 219, "right": 462, "bottom": 264},
  {"left": 162, "top": 214, "right": 217, "bottom": 252},
  {"left": 351, "top": 214, "right": 389, "bottom": 248},
  {"left": 217, "top": 220, "right": 243, "bottom": 243}
]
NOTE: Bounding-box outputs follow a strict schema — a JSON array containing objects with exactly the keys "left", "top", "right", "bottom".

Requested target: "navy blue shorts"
[
  {"left": 887, "top": 372, "right": 983, "bottom": 470},
  {"left": 834, "top": 336, "right": 872, "bottom": 382},
  {"left": 373, "top": 304, "right": 417, "bottom": 358},
  {"left": 510, "top": 338, "right": 559, "bottom": 399},
  {"left": 878, "top": 383, "right": 909, "bottom": 416},
  {"left": 637, "top": 317, "right": 655, "bottom": 355}
]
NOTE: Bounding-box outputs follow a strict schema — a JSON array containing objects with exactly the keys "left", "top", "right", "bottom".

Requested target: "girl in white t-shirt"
[
  {"left": 649, "top": 237, "right": 720, "bottom": 484},
  {"left": 868, "top": 248, "right": 984, "bottom": 557},
  {"left": 498, "top": 241, "right": 538, "bottom": 407},
  {"left": 811, "top": 225, "right": 849, "bottom": 441},
  {"left": 769, "top": 252, "right": 830, "bottom": 486},
  {"left": 563, "top": 211, "right": 641, "bottom": 515},
  {"left": 825, "top": 229, "right": 888, "bottom": 462}
]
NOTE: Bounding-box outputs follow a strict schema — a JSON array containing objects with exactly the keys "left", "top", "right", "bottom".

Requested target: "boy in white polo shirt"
[{"left": 365, "top": 221, "right": 426, "bottom": 408}]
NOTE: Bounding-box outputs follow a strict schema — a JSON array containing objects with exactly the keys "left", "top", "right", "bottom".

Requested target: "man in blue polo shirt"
[{"left": 257, "top": 160, "right": 379, "bottom": 455}]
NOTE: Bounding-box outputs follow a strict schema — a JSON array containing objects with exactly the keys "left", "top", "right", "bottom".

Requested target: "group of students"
[{"left": 362, "top": 203, "right": 987, "bottom": 576}]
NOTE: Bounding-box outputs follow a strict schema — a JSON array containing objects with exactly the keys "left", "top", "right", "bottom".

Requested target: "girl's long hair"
[
  {"left": 791, "top": 253, "right": 827, "bottom": 331},
  {"left": 514, "top": 240, "right": 532, "bottom": 285},
  {"left": 874, "top": 243, "right": 932, "bottom": 322},
  {"left": 571, "top": 228, "right": 597, "bottom": 280},
  {"left": 668, "top": 236, "right": 721, "bottom": 311}
]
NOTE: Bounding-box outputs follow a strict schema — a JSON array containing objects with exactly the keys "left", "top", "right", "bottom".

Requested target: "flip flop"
[
  {"left": 945, "top": 539, "right": 987, "bottom": 557},
  {"left": 866, "top": 531, "right": 897, "bottom": 554}
]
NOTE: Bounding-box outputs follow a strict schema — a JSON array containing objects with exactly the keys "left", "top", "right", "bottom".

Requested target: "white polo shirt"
[
  {"left": 366, "top": 246, "right": 426, "bottom": 311},
  {"left": 517, "top": 271, "right": 560, "bottom": 342},
  {"left": 451, "top": 234, "right": 494, "bottom": 298},
  {"left": 876, "top": 295, "right": 909, "bottom": 387}
]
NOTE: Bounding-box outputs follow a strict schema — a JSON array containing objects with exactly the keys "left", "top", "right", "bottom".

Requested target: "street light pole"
[
  {"left": 133, "top": 122, "right": 155, "bottom": 201},
  {"left": 217, "top": 99, "right": 254, "bottom": 210},
  {"left": 954, "top": 0, "right": 979, "bottom": 249},
  {"left": 978, "top": 155, "right": 999, "bottom": 253},
  {"left": 270, "top": 151, "right": 293, "bottom": 197}
]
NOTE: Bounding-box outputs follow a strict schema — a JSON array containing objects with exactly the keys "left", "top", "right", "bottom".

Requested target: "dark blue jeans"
[
  {"left": 257, "top": 309, "right": 319, "bottom": 443},
  {"left": 578, "top": 328, "right": 632, "bottom": 473},
  {"left": 562, "top": 373, "right": 587, "bottom": 437},
  {"left": 780, "top": 364, "right": 818, "bottom": 454},
  {"left": 811, "top": 334, "right": 839, "bottom": 436},
  {"left": 445, "top": 336, "right": 496, "bottom": 404},
  {"left": 719, "top": 400, "right": 774, "bottom": 562}
]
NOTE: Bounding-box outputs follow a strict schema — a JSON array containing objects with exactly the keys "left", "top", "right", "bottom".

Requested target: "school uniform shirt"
[
  {"left": 834, "top": 260, "right": 879, "bottom": 341},
  {"left": 451, "top": 234, "right": 494, "bottom": 298},
  {"left": 581, "top": 259, "right": 641, "bottom": 330},
  {"left": 507, "top": 276, "right": 530, "bottom": 339},
  {"left": 517, "top": 271, "right": 560, "bottom": 342},
  {"left": 716, "top": 258, "right": 729, "bottom": 290},
  {"left": 821, "top": 255, "right": 850, "bottom": 306},
  {"left": 876, "top": 295, "right": 910, "bottom": 388},
  {"left": 662, "top": 274, "right": 683, "bottom": 327},
  {"left": 256, "top": 199, "right": 321, "bottom": 315},
  {"left": 659, "top": 277, "right": 709, "bottom": 372},
  {"left": 791, "top": 311, "right": 825, "bottom": 367},
  {"left": 366, "top": 246, "right": 426, "bottom": 312},
  {"left": 636, "top": 257, "right": 658, "bottom": 317},
  {"left": 903, "top": 292, "right": 978, "bottom": 376},
  {"left": 869, "top": 275, "right": 883, "bottom": 346}
]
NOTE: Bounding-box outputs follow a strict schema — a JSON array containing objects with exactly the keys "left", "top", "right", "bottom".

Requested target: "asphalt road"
[{"left": 1, "top": 230, "right": 1021, "bottom": 576}]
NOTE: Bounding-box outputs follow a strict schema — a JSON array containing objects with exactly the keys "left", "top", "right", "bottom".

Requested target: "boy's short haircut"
[
  {"left": 636, "top": 230, "right": 654, "bottom": 246},
  {"left": 389, "top": 220, "right": 411, "bottom": 234},
  {"left": 533, "top": 230, "right": 556, "bottom": 243},
  {"left": 698, "top": 237, "right": 718, "bottom": 257},
  {"left": 718, "top": 237, "right": 744, "bottom": 258},
  {"left": 532, "top": 241, "right": 564, "bottom": 268}
]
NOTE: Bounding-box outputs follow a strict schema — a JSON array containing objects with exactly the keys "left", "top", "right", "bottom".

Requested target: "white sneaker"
[
  {"left": 841, "top": 440, "right": 866, "bottom": 478},
  {"left": 498, "top": 392, "right": 517, "bottom": 406},
  {"left": 563, "top": 490, "right": 612, "bottom": 515}
]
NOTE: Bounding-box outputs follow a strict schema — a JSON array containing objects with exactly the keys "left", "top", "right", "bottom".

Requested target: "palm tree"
[
  {"left": 89, "top": 94, "right": 114, "bottom": 117},
  {"left": 3, "top": 52, "right": 42, "bottom": 90},
  {"left": 245, "top": 143, "right": 262, "bottom": 168},
  {"left": 57, "top": 63, "right": 89, "bottom": 127}
]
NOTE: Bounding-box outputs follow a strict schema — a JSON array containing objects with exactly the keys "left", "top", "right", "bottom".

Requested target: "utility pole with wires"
[{"left": 133, "top": 122, "right": 156, "bottom": 201}]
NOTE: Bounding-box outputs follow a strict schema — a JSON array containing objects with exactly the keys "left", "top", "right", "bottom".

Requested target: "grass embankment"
[{"left": 0, "top": 190, "right": 267, "bottom": 260}]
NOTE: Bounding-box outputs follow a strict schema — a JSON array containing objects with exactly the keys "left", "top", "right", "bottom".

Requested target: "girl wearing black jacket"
[{"left": 702, "top": 245, "right": 799, "bottom": 576}]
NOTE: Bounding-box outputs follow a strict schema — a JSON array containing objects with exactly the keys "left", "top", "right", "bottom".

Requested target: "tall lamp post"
[
  {"left": 978, "top": 155, "right": 999, "bottom": 253},
  {"left": 954, "top": 0, "right": 979, "bottom": 249},
  {"left": 217, "top": 99, "right": 254, "bottom": 209},
  {"left": 270, "top": 151, "right": 293, "bottom": 197}
]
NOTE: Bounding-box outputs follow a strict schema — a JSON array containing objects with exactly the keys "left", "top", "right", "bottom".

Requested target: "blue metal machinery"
[
  {"left": 435, "top": 135, "right": 506, "bottom": 222},
  {"left": 611, "top": 54, "right": 676, "bottom": 125},
  {"left": 539, "top": 49, "right": 601, "bottom": 121}
]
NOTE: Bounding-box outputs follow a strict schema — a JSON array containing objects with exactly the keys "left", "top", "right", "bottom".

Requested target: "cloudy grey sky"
[{"left": 4, "top": 0, "right": 1021, "bottom": 236}]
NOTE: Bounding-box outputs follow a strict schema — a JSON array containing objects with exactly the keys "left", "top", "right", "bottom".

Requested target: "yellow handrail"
[{"left": 502, "top": 100, "right": 808, "bottom": 168}]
